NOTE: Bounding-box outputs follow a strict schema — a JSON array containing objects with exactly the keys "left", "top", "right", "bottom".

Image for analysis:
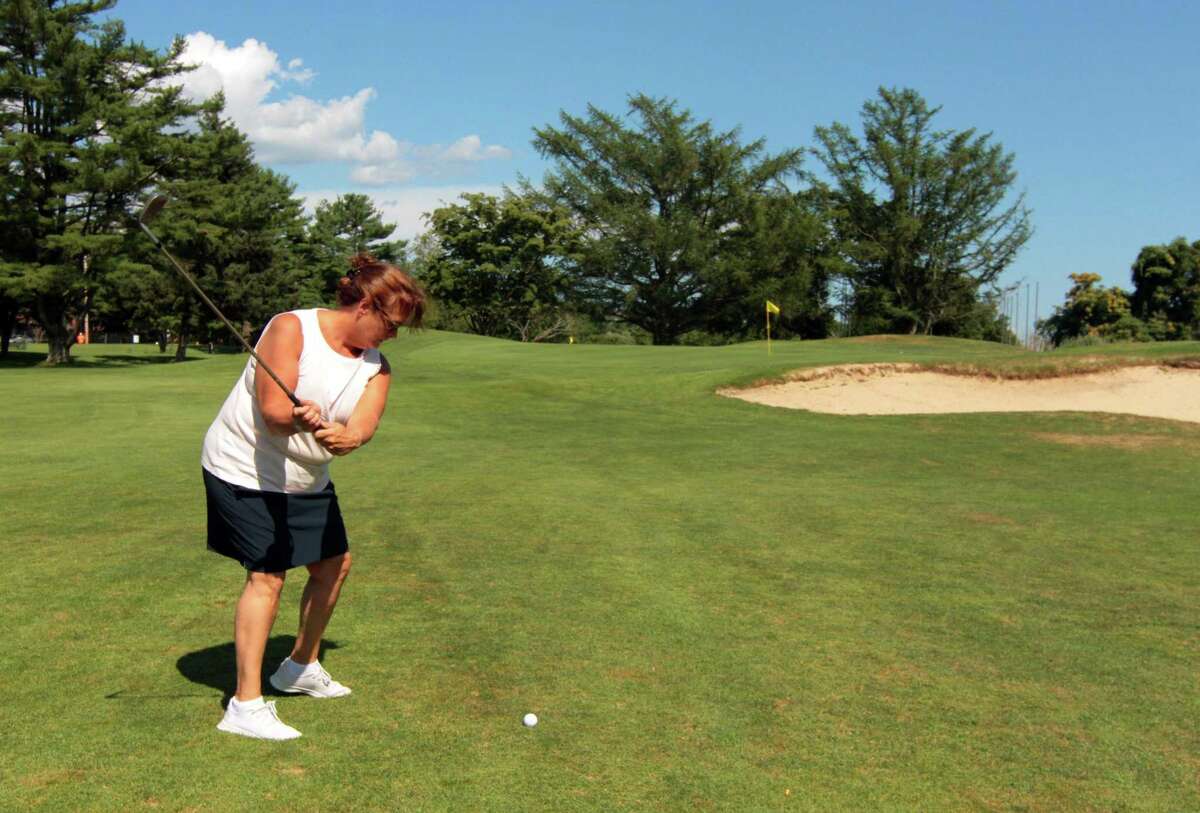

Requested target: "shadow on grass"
[
  {"left": 174, "top": 635, "right": 344, "bottom": 706},
  {"left": 104, "top": 635, "right": 342, "bottom": 708},
  {"left": 0, "top": 350, "right": 46, "bottom": 368},
  {"left": 0, "top": 350, "right": 199, "bottom": 368},
  {"left": 85, "top": 353, "right": 199, "bottom": 366}
]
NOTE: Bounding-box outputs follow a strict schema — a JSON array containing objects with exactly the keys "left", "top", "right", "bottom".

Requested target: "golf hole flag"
[{"left": 765, "top": 300, "right": 780, "bottom": 353}]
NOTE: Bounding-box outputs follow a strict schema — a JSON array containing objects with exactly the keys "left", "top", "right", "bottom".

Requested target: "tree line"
[
  {"left": 1039, "top": 239, "right": 1200, "bottom": 346},
  {"left": 6, "top": 0, "right": 1102, "bottom": 365},
  {"left": 417, "top": 88, "right": 1034, "bottom": 347},
  {"left": 0, "top": 0, "right": 407, "bottom": 363}
]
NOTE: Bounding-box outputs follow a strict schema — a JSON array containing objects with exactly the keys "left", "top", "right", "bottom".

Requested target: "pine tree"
[
  {"left": 531, "top": 94, "right": 811, "bottom": 344},
  {"left": 110, "top": 103, "right": 311, "bottom": 360},
  {"left": 813, "top": 88, "right": 1032, "bottom": 335},
  {"left": 0, "top": 0, "right": 196, "bottom": 363},
  {"left": 306, "top": 194, "right": 404, "bottom": 298}
]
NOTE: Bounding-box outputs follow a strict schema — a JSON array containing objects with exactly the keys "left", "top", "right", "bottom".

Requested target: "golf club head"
[{"left": 140, "top": 195, "right": 169, "bottom": 225}]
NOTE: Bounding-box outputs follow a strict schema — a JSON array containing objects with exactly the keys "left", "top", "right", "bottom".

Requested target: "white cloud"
[
  {"left": 174, "top": 32, "right": 511, "bottom": 181},
  {"left": 282, "top": 58, "right": 313, "bottom": 83},
  {"left": 437, "top": 135, "right": 513, "bottom": 162},
  {"left": 349, "top": 135, "right": 514, "bottom": 187},
  {"left": 350, "top": 161, "right": 417, "bottom": 186},
  {"left": 299, "top": 185, "right": 505, "bottom": 240}
]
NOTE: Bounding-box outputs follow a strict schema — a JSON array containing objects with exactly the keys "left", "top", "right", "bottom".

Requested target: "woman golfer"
[{"left": 202, "top": 253, "right": 424, "bottom": 740}]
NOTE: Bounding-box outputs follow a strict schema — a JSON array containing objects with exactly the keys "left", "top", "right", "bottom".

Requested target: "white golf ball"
[{"left": 523, "top": 713, "right": 538, "bottom": 728}]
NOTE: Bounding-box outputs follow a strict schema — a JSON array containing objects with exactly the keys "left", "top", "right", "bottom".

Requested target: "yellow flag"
[{"left": 765, "top": 301, "right": 780, "bottom": 355}]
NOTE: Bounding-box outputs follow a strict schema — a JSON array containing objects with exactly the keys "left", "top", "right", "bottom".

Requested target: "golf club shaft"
[{"left": 137, "top": 221, "right": 303, "bottom": 408}]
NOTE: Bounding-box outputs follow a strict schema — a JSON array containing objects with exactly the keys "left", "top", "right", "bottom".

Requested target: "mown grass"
[{"left": 3, "top": 334, "right": 1198, "bottom": 811}]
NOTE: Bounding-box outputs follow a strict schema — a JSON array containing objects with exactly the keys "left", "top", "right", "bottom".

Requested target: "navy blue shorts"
[{"left": 203, "top": 468, "right": 349, "bottom": 572}]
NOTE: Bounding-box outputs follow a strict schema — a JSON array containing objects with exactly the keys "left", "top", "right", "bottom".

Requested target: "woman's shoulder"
[
  {"left": 255, "top": 312, "right": 303, "bottom": 354},
  {"left": 269, "top": 312, "right": 303, "bottom": 338},
  {"left": 367, "top": 349, "right": 390, "bottom": 376}
]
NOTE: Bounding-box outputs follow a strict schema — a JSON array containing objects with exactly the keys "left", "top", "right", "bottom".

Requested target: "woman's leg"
[
  {"left": 234, "top": 570, "right": 286, "bottom": 700},
  {"left": 290, "top": 552, "right": 352, "bottom": 664}
]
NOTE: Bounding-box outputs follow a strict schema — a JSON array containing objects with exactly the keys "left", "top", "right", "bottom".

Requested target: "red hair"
[{"left": 336, "top": 253, "right": 426, "bottom": 329}]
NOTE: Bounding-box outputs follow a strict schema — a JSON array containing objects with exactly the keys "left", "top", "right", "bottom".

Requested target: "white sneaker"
[
  {"left": 269, "top": 659, "right": 352, "bottom": 699},
  {"left": 216, "top": 699, "right": 302, "bottom": 740}
]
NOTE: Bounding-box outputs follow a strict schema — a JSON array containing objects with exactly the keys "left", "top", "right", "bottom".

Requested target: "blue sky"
[{"left": 105, "top": 0, "right": 1199, "bottom": 321}]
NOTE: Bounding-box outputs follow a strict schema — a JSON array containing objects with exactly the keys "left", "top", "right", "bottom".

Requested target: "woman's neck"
[{"left": 317, "top": 308, "right": 363, "bottom": 357}]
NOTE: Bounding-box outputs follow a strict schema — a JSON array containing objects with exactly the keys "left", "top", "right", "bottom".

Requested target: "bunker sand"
[{"left": 721, "top": 364, "right": 1200, "bottom": 424}]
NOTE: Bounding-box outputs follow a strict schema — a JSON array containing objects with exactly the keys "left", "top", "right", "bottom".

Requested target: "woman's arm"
[
  {"left": 254, "top": 314, "right": 323, "bottom": 435},
  {"left": 315, "top": 354, "right": 392, "bottom": 456}
]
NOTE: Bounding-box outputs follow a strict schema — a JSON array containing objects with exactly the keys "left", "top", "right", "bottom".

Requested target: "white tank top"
[{"left": 201, "top": 309, "right": 383, "bottom": 493}]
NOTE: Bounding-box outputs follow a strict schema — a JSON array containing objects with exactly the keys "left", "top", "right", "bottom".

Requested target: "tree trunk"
[
  {"left": 36, "top": 294, "right": 75, "bottom": 365},
  {"left": 174, "top": 299, "right": 190, "bottom": 361},
  {"left": 174, "top": 329, "right": 189, "bottom": 361},
  {"left": 157, "top": 332, "right": 168, "bottom": 352},
  {"left": 0, "top": 299, "right": 15, "bottom": 357},
  {"left": 45, "top": 330, "right": 74, "bottom": 364}
]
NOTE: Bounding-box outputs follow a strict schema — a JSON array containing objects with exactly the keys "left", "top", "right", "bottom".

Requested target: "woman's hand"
[
  {"left": 292, "top": 399, "right": 325, "bottom": 434},
  {"left": 314, "top": 421, "right": 364, "bottom": 456}
]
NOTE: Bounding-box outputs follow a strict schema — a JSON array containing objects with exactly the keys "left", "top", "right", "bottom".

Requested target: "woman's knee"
[
  {"left": 246, "top": 570, "right": 286, "bottom": 598},
  {"left": 309, "top": 552, "right": 351, "bottom": 584}
]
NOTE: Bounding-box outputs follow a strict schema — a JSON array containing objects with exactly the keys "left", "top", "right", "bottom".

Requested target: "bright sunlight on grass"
[{"left": 4, "top": 334, "right": 1199, "bottom": 810}]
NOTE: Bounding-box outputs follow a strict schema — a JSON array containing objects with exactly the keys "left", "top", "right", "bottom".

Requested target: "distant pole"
[
  {"left": 1013, "top": 290, "right": 1019, "bottom": 345},
  {"left": 1033, "top": 282, "right": 1040, "bottom": 351},
  {"left": 1024, "top": 284, "right": 1031, "bottom": 349},
  {"left": 1009, "top": 292, "right": 1015, "bottom": 344},
  {"left": 1014, "top": 289, "right": 1021, "bottom": 345},
  {"left": 1019, "top": 286, "right": 1026, "bottom": 347},
  {"left": 1012, "top": 291, "right": 1022, "bottom": 345},
  {"left": 83, "top": 254, "right": 91, "bottom": 344}
]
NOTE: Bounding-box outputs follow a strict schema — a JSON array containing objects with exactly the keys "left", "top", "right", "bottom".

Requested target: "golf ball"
[{"left": 523, "top": 713, "right": 538, "bottom": 728}]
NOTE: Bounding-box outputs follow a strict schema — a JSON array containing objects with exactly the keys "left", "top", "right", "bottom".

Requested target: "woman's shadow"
[{"left": 176, "top": 635, "right": 343, "bottom": 706}]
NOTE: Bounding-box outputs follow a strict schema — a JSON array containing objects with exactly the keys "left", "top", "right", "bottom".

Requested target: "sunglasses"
[{"left": 372, "top": 301, "right": 405, "bottom": 331}]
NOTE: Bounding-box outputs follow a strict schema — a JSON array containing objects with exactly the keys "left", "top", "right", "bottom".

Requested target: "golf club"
[{"left": 137, "top": 195, "right": 303, "bottom": 408}]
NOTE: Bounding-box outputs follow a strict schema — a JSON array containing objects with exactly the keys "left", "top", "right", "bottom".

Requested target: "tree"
[
  {"left": 1129, "top": 237, "right": 1200, "bottom": 340},
  {"left": 1040, "top": 273, "right": 1146, "bottom": 346},
  {"left": 0, "top": 0, "right": 195, "bottom": 363},
  {"left": 306, "top": 194, "right": 404, "bottom": 298},
  {"left": 704, "top": 189, "right": 837, "bottom": 340},
  {"left": 0, "top": 267, "right": 29, "bottom": 356},
  {"left": 108, "top": 104, "right": 311, "bottom": 359},
  {"left": 813, "top": 87, "right": 1032, "bottom": 335},
  {"left": 942, "top": 290, "right": 1012, "bottom": 342},
  {"left": 421, "top": 192, "right": 582, "bottom": 341},
  {"left": 531, "top": 94, "right": 810, "bottom": 344}
]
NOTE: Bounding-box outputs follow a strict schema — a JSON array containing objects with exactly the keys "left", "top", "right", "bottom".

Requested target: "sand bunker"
[{"left": 721, "top": 364, "right": 1200, "bottom": 423}]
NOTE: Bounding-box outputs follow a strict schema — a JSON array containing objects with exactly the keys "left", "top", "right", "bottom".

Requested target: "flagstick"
[{"left": 766, "top": 303, "right": 772, "bottom": 355}]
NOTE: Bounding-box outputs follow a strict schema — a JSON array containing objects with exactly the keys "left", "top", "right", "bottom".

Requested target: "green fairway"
[{"left": 4, "top": 334, "right": 1199, "bottom": 811}]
